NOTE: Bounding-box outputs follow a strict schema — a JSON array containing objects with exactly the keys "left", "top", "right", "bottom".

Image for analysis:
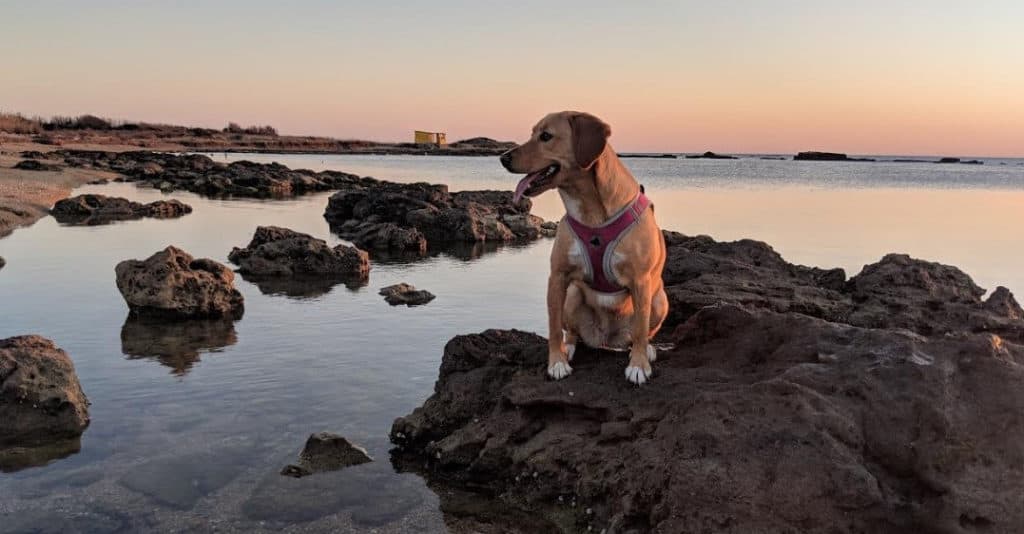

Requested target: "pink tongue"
[{"left": 514, "top": 171, "right": 542, "bottom": 203}]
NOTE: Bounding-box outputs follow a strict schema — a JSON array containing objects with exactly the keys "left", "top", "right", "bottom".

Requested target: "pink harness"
[{"left": 564, "top": 192, "right": 652, "bottom": 293}]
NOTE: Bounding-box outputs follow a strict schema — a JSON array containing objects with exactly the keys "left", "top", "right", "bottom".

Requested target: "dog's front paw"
[
  {"left": 624, "top": 359, "right": 652, "bottom": 385},
  {"left": 548, "top": 360, "right": 573, "bottom": 380}
]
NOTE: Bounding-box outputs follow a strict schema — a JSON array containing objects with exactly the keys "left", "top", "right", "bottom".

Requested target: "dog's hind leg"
[{"left": 562, "top": 282, "right": 584, "bottom": 362}]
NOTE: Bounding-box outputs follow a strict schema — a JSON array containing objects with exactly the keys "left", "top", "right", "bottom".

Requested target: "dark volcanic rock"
[
  {"left": 685, "top": 151, "right": 737, "bottom": 159},
  {"left": 324, "top": 181, "right": 548, "bottom": 252},
  {"left": 937, "top": 157, "right": 961, "bottom": 164},
  {"left": 51, "top": 194, "right": 191, "bottom": 225},
  {"left": 795, "top": 151, "right": 875, "bottom": 162},
  {"left": 52, "top": 150, "right": 372, "bottom": 199},
  {"left": 120, "top": 317, "right": 238, "bottom": 375},
  {"left": 380, "top": 283, "right": 435, "bottom": 306},
  {"left": 228, "top": 226, "right": 369, "bottom": 282},
  {"left": 13, "top": 159, "right": 62, "bottom": 172},
  {"left": 280, "top": 432, "right": 372, "bottom": 478},
  {"left": 0, "top": 256, "right": 4, "bottom": 270},
  {"left": 391, "top": 233, "right": 1024, "bottom": 533},
  {"left": 115, "top": 246, "right": 244, "bottom": 320},
  {"left": 0, "top": 336, "right": 90, "bottom": 448}
]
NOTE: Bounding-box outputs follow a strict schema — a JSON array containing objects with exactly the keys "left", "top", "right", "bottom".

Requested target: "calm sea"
[{"left": 0, "top": 153, "right": 1021, "bottom": 532}]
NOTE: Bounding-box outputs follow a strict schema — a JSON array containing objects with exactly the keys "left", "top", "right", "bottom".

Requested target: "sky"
[{"left": 2, "top": 0, "right": 1022, "bottom": 156}]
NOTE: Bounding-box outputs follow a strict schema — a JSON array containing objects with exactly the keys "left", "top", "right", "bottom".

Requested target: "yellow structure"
[{"left": 414, "top": 130, "right": 447, "bottom": 146}]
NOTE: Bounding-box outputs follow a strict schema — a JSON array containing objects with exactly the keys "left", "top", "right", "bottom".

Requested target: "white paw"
[
  {"left": 624, "top": 365, "right": 651, "bottom": 385},
  {"left": 548, "top": 361, "right": 573, "bottom": 380},
  {"left": 646, "top": 344, "right": 657, "bottom": 363},
  {"left": 566, "top": 344, "right": 576, "bottom": 362}
]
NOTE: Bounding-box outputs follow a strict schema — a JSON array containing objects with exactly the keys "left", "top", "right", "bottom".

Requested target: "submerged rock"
[
  {"left": 324, "top": 181, "right": 549, "bottom": 252},
  {"left": 391, "top": 233, "right": 1024, "bottom": 533},
  {"left": 228, "top": 226, "right": 369, "bottom": 281},
  {"left": 115, "top": 246, "right": 244, "bottom": 320},
  {"left": 380, "top": 283, "right": 435, "bottom": 306},
  {"left": 51, "top": 194, "right": 192, "bottom": 225},
  {"left": 280, "top": 432, "right": 373, "bottom": 478},
  {"left": 0, "top": 336, "right": 90, "bottom": 448}
]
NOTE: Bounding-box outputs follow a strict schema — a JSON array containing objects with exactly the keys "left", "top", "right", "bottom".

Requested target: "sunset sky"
[{"left": 2, "top": 1, "right": 1022, "bottom": 156}]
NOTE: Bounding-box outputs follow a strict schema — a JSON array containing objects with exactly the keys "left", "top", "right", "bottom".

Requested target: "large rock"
[
  {"left": 324, "top": 181, "right": 549, "bottom": 252},
  {"left": 0, "top": 336, "right": 90, "bottom": 448},
  {"left": 115, "top": 246, "right": 244, "bottom": 320},
  {"left": 13, "top": 159, "right": 62, "bottom": 172},
  {"left": 391, "top": 233, "right": 1024, "bottom": 533},
  {"left": 51, "top": 194, "right": 191, "bottom": 225},
  {"left": 228, "top": 226, "right": 369, "bottom": 281}
]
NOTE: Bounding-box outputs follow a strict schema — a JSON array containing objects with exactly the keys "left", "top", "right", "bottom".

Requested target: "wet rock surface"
[
  {"left": 51, "top": 194, "right": 192, "bottom": 225},
  {"left": 52, "top": 149, "right": 373, "bottom": 198},
  {"left": 380, "top": 283, "right": 435, "bottom": 306},
  {"left": 0, "top": 336, "right": 90, "bottom": 448},
  {"left": 324, "top": 181, "right": 550, "bottom": 251},
  {"left": 391, "top": 232, "right": 1024, "bottom": 533},
  {"left": 280, "top": 432, "right": 372, "bottom": 478},
  {"left": 115, "top": 246, "right": 244, "bottom": 320},
  {"left": 228, "top": 226, "right": 369, "bottom": 282}
]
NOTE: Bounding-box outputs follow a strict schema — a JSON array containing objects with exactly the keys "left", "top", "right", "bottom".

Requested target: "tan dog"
[{"left": 500, "top": 111, "right": 668, "bottom": 384}]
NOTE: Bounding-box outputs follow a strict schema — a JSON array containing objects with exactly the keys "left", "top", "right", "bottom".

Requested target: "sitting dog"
[{"left": 500, "top": 111, "right": 668, "bottom": 384}]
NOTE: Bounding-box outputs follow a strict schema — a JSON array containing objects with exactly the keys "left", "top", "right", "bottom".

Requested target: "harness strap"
[{"left": 564, "top": 192, "right": 652, "bottom": 293}]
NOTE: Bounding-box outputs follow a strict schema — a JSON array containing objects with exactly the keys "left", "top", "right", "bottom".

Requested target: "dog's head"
[{"left": 500, "top": 111, "right": 611, "bottom": 202}]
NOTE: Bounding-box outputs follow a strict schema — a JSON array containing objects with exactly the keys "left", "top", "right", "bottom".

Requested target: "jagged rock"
[
  {"left": 280, "top": 432, "right": 372, "bottom": 478},
  {"left": 51, "top": 194, "right": 191, "bottom": 225},
  {"left": 380, "top": 283, "right": 435, "bottom": 306},
  {"left": 228, "top": 226, "right": 369, "bottom": 282},
  {"left": 0, "top": 336, "right": 90, "bottom": 448},
  {"left": 391, "top": 233, "right": 1024, "bottom": 533},
  {"left": 324, "top": 182, "right": 548, "bottom": 251},
  {"left": 52, "top": 150, "right": 371, "bottom": 198},
  {"left": 115, "top": 246, "right": 244, "bottom": 320}
]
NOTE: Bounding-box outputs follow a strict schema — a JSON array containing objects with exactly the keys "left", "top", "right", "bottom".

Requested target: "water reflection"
[
  {"left": 120, "top": 317, "right": 238, "bottom": 376},
  {"left": 370, "top": 239, "right": 539, "bottom": 265},
  {"left": 0, "top": 438, "right": 82, "bottom": 473},
  {"left": 389, "top": 451, "right": 558, "bottom": 533},
  {"left": 237, "top": 272, "right": 367, "bottom": 300}
]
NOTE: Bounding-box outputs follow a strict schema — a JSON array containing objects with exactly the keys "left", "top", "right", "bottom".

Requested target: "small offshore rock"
[
  {"left": 280, "top": 432, "right": 372, "bottom": 478},
  {"left": 380, "top": 283, "right": 435, "bottom": 306},
  {"left": 51, "top": 194, "right": 191, "bottom": 225}
]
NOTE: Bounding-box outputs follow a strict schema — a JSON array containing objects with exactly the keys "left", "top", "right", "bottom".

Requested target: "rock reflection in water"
[
  {"left": 0, "top": 437, "right": 82, "bottom": 473},
  {"left": 120, "top": 317, "right": 238, "bottom": 375},
  {"left": 371, "top": 240, "right": 535, "bottom": 265},
  {"left": 237, "top": 272, "right": 367, "bottom": 299}
]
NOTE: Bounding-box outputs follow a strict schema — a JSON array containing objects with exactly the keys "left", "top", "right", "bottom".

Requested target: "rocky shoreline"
[{"left": 390, "top": 231, "right": 1024, "bottom": 533}]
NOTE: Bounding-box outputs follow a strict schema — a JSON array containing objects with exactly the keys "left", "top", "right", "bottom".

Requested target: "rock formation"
[
  {"left": 51, "top": 194, "right": 191, "bottom": 225},
  {"left": 0, "top": 336, "right": 90, "bottom": 448},
  {"left": 380, "top": 283, "right": 435, "bottom": 306},
  {"left": 391, "top": 231, "right": 1024, "bottom": 533},
  {"left": 228, "top": 226, "right": 369, "bottom": 282},
  {"left": 280, "top": 432, "right": 372, "bottom": 478},
  {"left": 115, "top": 246, "right": 244, "bottom": 320}
]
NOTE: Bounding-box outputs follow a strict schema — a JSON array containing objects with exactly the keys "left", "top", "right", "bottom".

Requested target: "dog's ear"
[{"left": 569, "top": 113, "right": 611, "bottom": 170}]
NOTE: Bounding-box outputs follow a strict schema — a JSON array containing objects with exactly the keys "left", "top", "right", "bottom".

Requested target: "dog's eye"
[{"left": 539, "top": 132, "right": 553, "bottom": 142}]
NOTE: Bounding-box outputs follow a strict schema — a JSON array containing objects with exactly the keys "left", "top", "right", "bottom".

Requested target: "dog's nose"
[{"left": 499, "top": 151, "right": 513, "bottom": 171}]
